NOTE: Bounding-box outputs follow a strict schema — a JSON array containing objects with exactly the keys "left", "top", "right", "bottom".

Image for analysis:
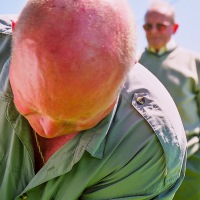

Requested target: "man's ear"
[
  {"left": 173, "top": 23, "right": 179, "bottom": 34},
  {"left": 11, "top": 20, "right": 16, "bottom": 31}
]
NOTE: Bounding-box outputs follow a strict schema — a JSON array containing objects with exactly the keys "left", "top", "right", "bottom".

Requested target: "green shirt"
[{"left": 0, "top": 15, "right": 187, "bottom": 200}]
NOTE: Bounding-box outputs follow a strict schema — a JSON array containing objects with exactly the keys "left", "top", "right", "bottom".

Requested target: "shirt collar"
[
  {"left": 81, "top": 95, "right": 119, "bottom": 159},
  {"left": 147, "top": 39, "right": 177, "bottom": 55}
]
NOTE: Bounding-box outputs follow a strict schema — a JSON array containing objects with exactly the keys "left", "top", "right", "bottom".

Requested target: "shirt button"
[
  {"left": 136, "top": 96, "right": 145, "bottom": 105},
  {"left": 20, "top": 193, "right": 28, "bottom": 199}
]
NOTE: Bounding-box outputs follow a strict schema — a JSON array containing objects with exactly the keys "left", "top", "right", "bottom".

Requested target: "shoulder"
[
  {"left": 0, "top": 15, "right": 17, "bottom": 96},
  {"left": 174, "top": 46, "right": 200, "bottom": 59},
  {"left": 138, "top": 49, "right": 157, "bottom": 66},
  {"left": 123, "top": 63, "right": 185, "bottom": 139},
  {"left": 175, "top": 46, "right": 200, "bottom": 72},
  {"left": 121, "top": 63, "right": 187, "bottom": 180},
  {"left": 138, "top": 48, "right": 149, "bottom": 60},
  {"left": 123, "top": 63, "right": 186, "bottom": 144}
]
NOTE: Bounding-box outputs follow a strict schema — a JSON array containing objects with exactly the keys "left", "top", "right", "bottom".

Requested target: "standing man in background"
[{"left": 139, "top": 1, "right": 200, "bottom": 199}]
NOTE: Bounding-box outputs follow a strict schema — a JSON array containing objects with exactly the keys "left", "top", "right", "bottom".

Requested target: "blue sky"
[{"left": 1, "top": 0, "right": 199, "bottom": 53}]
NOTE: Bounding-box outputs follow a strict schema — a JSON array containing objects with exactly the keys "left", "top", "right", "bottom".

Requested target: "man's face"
[{"left": 143, "top": 11, "right": 175, "bottom": 50}]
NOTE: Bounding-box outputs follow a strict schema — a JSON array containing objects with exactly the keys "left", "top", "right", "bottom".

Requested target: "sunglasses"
[{"left": 143, "top": 22, "right": 172, "bottom": 32}]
